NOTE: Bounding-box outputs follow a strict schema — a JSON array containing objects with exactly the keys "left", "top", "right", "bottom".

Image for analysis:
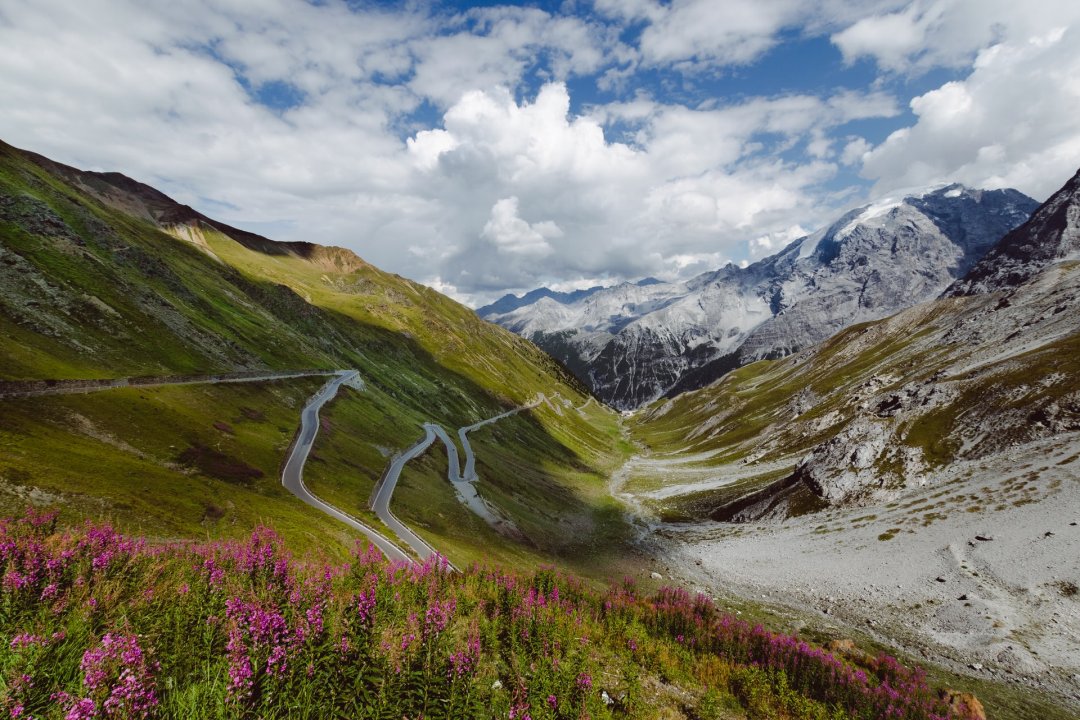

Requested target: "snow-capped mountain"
[{"left": 480, "top": 184, "right": 1038, "bottom": 409}]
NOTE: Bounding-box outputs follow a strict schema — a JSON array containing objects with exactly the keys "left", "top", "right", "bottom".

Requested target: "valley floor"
[{"left": 618, "top": 432, "right": 1080, "bottom": 712}]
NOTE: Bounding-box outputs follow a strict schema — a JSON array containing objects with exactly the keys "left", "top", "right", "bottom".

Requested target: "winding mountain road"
[
  {"left": 369, "top": 425, "right": 445, "bottom": 562},
  {"left": 367, "top": 396, "right": 546, "bottom": 556},
  {"left": 280, "top": 371, "right": 412, "bottom": 563},
  {"left": 457, "top": 398, "right": 542, "bottom": 482},
  {"left": 276, "top": 373, "right": 546, "bottom": 565},
  {"left": 9, "top": 365, "right": 540, "bottom": 565}
]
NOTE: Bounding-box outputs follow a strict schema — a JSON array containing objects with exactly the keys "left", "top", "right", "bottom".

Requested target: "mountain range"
[
  {"left": 615, "top": 166, "right": 1080, "bottom": 710},
  {"left": 480, "top": 185, "right": 1039, "bottom": 408},
  {"left": 4, "top": 139, "right": 1080, "bottom": 717}
]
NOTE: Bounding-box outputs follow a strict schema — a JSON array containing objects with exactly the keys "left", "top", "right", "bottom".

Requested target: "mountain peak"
[
  {"left": 483, "top": 182, "right": 1039, "bottom": 408},
  {"left": 946, "top": 167, "right": 1080, "bottom": 296},
  {"left": 476, "top": 284, "right": 606, "bottom": 316}
]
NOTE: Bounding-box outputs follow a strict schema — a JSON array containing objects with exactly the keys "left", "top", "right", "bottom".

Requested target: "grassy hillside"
[
  {"left": 627, "top": 262, "right": 1080, "bottom": 520},
  {"left": 303, "top": 389, "right": 634, "bottom": 578},
  {"left": 0, "top": 139, "right": 627, "bottom": 569}
]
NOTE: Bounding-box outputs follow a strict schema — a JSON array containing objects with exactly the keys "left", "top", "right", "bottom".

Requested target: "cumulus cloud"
[
  {"left": 413, "top": 82, "right": 897, "bottom": 298},
  {"left": 860, "top": 25, "right": 1080, "bottom": 199},
  {"left": 480, "top": 197, "right": 562, "bottom": 256},
  {"left": 595, "top": 0, "right": 908, "bottom": 69},
  {"left": 831, "top": 3, "right": 937, "bottom": 70},
  {"left": 638, "top": 0, "right": 804, "bottom": 66},
  {"left": 0, "top": 0, "right": 1077, "bottom": 305},
  {"left": 750, "top": 225, "right": 810, "bottom": 259},
  {"left": 831, "top": 0, "right": 1080, "bottom": 72},
  {"left": 840, "top": 137, "right": 872, "bottom": 166}
]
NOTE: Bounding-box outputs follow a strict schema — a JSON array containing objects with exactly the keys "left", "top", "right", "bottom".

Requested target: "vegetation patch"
[
  {"left": 1053, "top": 580, "right": 1078, "bottom": 598},
  {"left": 238, "top": 406, "right": 266, "bottom": 422},
  {"left": 0, "top": 511, "right": 985, "bottom": 720},
  {"left": 177, "top": 443, "right": 264, "bottom": 485},
  {"left": 212, "top": 420, "right": 235, "bottom": 435}
]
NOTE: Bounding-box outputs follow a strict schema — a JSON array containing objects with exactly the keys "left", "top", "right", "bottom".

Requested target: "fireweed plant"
[{"left": 0, "top": 510, "right": 980, "bottom": 719}]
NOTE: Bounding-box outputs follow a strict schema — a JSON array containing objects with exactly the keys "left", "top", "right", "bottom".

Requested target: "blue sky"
[{"left": 1, "top": 0, "right": 1079, "bottom": 304}]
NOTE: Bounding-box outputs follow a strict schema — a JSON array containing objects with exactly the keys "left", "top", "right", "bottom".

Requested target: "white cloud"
[
  {"left": 414, "top": 82, "right": 896, "bottom": 294},
  {"left": 600, "top": 0, "right": 909, "bottom": 69},
  {"left": 750, "top": 225, "right": 809, "bottom": 258},
  {"left": 592, "top": 0, "right": 665, "bottom": 24},
  {"left": 831, "top": 4, "right": 934, "bottom": 70},
  {"left": 480, "top": 197, "right": 562, "bottom": 256},
  {"left": 831, "top": 0, "right": 1080, "bottom": 72},
  {"left": 407, "top": 129, "right": 459, "bottom": 171},
  {"left": 860, "top": 25, "right": 1080, "bottom": 199},
  {"left": 408, "top": 6, "right": 619, "bottom": 108},
  {"left": 840, "top": 137, "right": 871, "bottom": 166},
  {"left": 807, "top": 130, "right": 832, "bottom": 159},
  {"left": 0, "top": 0, "right": 1077, "bottom": 306},
  {"left": 638, "top": 0, "right": 804, "bottom": 66}
]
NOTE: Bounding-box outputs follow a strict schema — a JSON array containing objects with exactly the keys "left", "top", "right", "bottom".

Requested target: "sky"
[{"left": 1, "top": 1, "right": 1079, "bottom": 306}]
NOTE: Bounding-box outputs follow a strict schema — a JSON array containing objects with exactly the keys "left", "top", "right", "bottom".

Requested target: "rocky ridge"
[
  {"left": 631, "top": 166, "right": 1080, "bottom": 517},
  {"left": 948, "top": 168, "right": 1080, "bottom": 296},
  {"left": 483, "top": 185, "right": 1038, "bottom": 409},
  {"left": 13, "top": 141, "right": 369, "bottom": 273}
]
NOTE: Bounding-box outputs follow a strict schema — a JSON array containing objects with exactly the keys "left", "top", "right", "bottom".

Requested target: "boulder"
[
  {"left": 938, "top": 689, "right": 986, "bottom": 720},
  {"left": 794, "top": 418, "right": 890, "bottom": 503}
]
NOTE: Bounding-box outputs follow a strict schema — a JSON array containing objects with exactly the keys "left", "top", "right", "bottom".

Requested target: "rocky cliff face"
[
  {"left": 483, "top": 185, "right": 1038, "bottom": 409},
  {"left": 947, "top": 169, "right": 1080, "bottom": 296}
]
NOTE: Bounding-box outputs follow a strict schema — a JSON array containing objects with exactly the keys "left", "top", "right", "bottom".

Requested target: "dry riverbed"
[{"left": 623, "top": 432, "right": 1080, "bottom": 710}]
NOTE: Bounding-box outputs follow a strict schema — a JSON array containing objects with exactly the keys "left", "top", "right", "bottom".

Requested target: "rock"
[
  {"left": 969, "top": 663, "right": 983, "bottom": 671},
  {"left": 936, "top": 576, "right": 947, "bottom": 583},
  {"left": 650, "top": 571, "right": 663, "bottom": 581},
  {"left": 491, "top": 680, "right": 503, "bottom": 690},
  {"left": 958, "top": 594, "right": 969, "bottom": 601},
  {"left": 939, "top": 689, "right": 987, "bottom": 720},
  {"left": 1044, "top": 531, "right": 1055, "bottom": 537},
  {"left": 793, "top": 417, "right": 890, "bottom": 503},
  {"left": 949, "top": 168, "right": 1080, "bottom": 297},
  {"left": 975, "top": 535, "right": 993, "bottom": 542},
  {"left": 827, "top": 639, "right": 862, "bottom": 660}
]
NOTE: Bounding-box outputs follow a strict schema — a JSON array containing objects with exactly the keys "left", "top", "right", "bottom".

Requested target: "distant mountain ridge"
[
  {"left": 477, "top": 277, "right": 664, "bottom": 317},
  {"left": 481, "top": 184, "right": 1038, "bottom": 409},
  {"left": 477, "top": 286, "right": 606, "bottom": 317},
  {"left": 631, "top": 162, "right": 1080, "bottom": 521}
]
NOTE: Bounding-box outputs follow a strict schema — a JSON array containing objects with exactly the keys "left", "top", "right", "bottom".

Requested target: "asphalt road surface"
[{"left": 280, "top": 370, "right": 412, "bottom": 563}]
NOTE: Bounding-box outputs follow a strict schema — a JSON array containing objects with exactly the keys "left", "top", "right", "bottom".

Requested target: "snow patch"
[
  {"left": 796, "top": 226, "right": 829, "bottom": 259},
  {"left": 835, "top": 198, "right": 904, "bottom": 240}
]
